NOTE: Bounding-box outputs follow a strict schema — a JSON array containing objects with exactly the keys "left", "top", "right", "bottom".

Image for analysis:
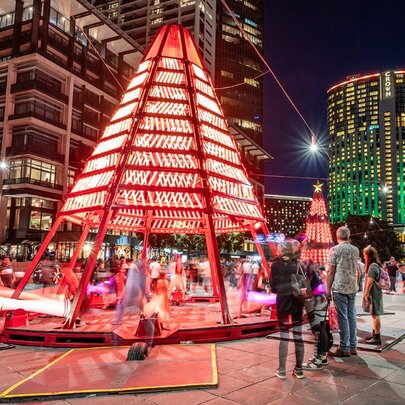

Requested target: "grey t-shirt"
[{"left": 328, "top": 242, "right": 360, "bottom": 294}]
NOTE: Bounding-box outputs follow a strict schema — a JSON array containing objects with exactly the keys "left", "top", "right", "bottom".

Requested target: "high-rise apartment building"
[
  {"left": 327, "top": 71, "right": 405, "bottom": 233},
  {"left": 264, "top": 194, "right": 312, "bottom": 237},
  {"left": 0, "top": 0, "right": 143, "bottom": 259},
  {"left": 92, "top": 0, "right": 269, "bottom": 202}
]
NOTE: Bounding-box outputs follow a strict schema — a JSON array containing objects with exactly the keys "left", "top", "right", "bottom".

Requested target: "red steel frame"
[{"left": 11, "top": 24, "right": 273, "bottom": 329}]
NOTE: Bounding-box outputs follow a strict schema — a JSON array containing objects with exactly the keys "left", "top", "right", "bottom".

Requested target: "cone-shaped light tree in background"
[{"left": 302, "top": 181, "right": 333, "bottom": 265}]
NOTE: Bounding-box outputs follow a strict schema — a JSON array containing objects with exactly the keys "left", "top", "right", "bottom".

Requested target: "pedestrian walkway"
[{"left": 0, "top": 292, "right": 404, "bottom": 404}]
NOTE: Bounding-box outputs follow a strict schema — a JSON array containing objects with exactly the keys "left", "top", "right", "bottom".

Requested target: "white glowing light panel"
[{"left": 60, "top": 25, "right": 265, "bottom": 234}]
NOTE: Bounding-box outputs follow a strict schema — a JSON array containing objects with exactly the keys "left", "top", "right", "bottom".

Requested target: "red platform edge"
[{"left": 0, "top": 318, "right": 277, "bottom": 348}]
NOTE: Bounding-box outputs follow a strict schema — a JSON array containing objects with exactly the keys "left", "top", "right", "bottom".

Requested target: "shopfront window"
[{"left": 29, "top": 198, "right": 55, "bottom": 231}]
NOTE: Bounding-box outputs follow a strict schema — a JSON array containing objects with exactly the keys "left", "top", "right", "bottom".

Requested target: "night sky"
[{"left": 263, "top": 0, "right": 405, "bottom": 197}]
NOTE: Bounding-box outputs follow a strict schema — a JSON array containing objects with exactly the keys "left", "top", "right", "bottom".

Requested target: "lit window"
[{"left": 151, "top": 17, "right": 163, "bottom": 25}]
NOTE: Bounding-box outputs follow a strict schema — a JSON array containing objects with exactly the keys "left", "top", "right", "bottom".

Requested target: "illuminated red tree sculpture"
[
  {"left": 301, "top": 181, "right": 333, "bottom": 265},
  {"left": 13, "top": 25, "right": 272, "bottom": 327}
]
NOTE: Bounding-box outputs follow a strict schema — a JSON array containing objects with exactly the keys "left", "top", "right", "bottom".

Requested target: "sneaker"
[
  {"left": 275, "top": 369, "right": 286, "bottom": 380},
  {"left": 329, "top": 348, "right": 350, "bottom": 357},
  {"left": 292, "top": 367, "right": 304, "bottom": 379},
  {"left": 350, "top": 349, "right": 358, "bottom": 355},
  {"left": 302, "top": 358, "right": 323, "bottom": 370}
]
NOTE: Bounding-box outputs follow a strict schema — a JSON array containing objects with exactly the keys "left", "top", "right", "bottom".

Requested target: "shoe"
[
  {"left": 329, "top": 348, "right": 350, "bottom": 357},
  {"left": 275, "top": 369, "right": 286, "bottom": 380},
  {"left": 302, "top": 358, "right": 323, "bottom": 370},
  {"left": 292, "top": 367, "right": 304, "bottom": 379},
  {"left": 350, "top": 349, "right": 358, "bottom": 355},
  {"left": 320, "top": 356, "right": 329, "bottom": 366},
  {"left": 365, "top": 335, "right": 382, "bottom": 345},
  {"left": 365, "top": 331, "right": 375, "bottom": 341}
]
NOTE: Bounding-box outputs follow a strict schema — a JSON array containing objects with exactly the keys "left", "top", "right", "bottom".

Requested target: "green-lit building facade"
[{"left": 327, "top": 71, "right": 405, "bottom": 234}]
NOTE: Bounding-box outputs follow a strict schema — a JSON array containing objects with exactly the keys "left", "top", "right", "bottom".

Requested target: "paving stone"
[
  {"left": 302, "top": 369, "right": 379, "bottom": 390},
  {"left": 293, "top": 381, "right": 359, "bottom": 404},
  {"left": 341, "top": 392, "right": 403, "bottom": 405},
  {"left": 205, "top": 374, "right": 252, "bottom": 396},
  {"left": 257, "top": 375, "right": 317, "bottom": 394},
  {"left": 141, "top": 389, "right": 217, "bottom": 405},
  {"left": 384, "top": 368, "right": 405, "bottom": 385},
  {"left": 203, "top": 398, "right": 242, "bottom": 405},
  {"left": 363, "top": 380, "right": 405, "bottom": 402},
  {"left": 224, "top": 385, "right": 287, "bottom": 405}
]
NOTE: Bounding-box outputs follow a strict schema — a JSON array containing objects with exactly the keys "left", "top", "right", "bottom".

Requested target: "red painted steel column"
[
  {"left": 64, "top": 211, "right": 113, "bottom": 328},
  {"left": 12, "top": 216, "right": 64, "bottom": 299},
  {"left": 205, "top": 213, "right": 233, "bottom": 324},
  {"left": 250, "top": 223, "right": 271, "bottom": 278},
  {"left": 262, "top": 223, "right": 278, "bottom": 258},
  {"left": 68, "top": 225, "right": 90, "bottom": 269}
]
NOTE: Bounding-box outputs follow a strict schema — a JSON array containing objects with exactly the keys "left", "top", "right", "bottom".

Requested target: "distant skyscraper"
[
  {"left": 264, "top": 194, "right": 311, "bottom": 237},
  {"left": 327, "top": 71, "right": 405, "bottom": 231},
  {"left": 92, "top": 0, "right": 269, "bottom": 202}
]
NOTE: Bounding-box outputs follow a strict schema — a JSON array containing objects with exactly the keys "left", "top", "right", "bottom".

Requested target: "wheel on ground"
[{"left": 126, "top": 342, "right": 150, "bottom": 361}]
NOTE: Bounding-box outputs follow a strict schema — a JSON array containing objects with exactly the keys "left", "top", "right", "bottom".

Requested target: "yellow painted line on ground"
[
  {"left": 1, "top": 344, "right": 218, "bottom": 399},
  {"left": 0, "top": 349, "right": 75, "bottom": 398}
]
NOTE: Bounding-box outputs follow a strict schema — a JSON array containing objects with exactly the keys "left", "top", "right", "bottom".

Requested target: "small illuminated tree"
[
  {"left": 302, "top": 181, "right": 333, "bottom": 265},
  {"left": 13, "top": 25, "right": 274, "bottom": 327}
]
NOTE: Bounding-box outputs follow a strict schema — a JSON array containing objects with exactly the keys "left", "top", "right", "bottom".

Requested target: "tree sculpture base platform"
[
  {"left": 0, "top": 299, "right": 277, "bottom": 348},
  {"left": 0, "top": 344, "right": 218, "bottom": 401}
]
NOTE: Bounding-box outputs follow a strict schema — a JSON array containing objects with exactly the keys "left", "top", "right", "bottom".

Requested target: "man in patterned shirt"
[{"left": 327, "top": 226, "right": 360, "bottom": 357}]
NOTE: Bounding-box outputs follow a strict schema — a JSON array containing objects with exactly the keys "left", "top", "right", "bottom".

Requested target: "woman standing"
[
  {"left": 362, "top": 246, "right": 383, "bottom": 345},
  {"left": 270, "top": 240, "right": 305, "bottom": 380}
]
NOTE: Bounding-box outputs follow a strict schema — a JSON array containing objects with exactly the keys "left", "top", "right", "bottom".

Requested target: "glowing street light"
[
  {"left": 0, "top": 161, "right": 8, "bottom": 170},
  {"left": 309, "top": 141, "right": 318, "bottom": 153},
  {"left": 382, "top": 185, "right": 389, "bottom": 194}
]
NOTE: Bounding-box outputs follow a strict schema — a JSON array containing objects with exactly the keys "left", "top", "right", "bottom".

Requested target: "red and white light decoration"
[
  {"left": 60, "top": 25, "right": 264, "bottom": 233},
  {"left": 13, "top": 25, "right": 270, "bottom": 327}
]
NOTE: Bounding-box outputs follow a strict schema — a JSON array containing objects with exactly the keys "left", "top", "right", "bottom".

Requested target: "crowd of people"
[{"left": 270, "top": 225, "right": 405, "bottom": 381}]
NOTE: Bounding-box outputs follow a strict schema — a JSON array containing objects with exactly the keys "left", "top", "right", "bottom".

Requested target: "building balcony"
[
  {"left": 8, "top": 111, "right": 67, "bottom": 130},
  {"left": 11, "top": 80, "right": 68, "bottom": 103},
  {"left": 6, "top": 144, "right": 65, "bottom": 163},
  {"left": 3, "top": 177, "right": 63, "bottom": 191}
]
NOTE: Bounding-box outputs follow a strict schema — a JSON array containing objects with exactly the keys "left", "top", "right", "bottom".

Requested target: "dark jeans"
[
  {"left": 277, "top": 310, "right": 304, "bottom": 371},
  {"left": 389, "top": 275, "right": 396, "bottom": 292}
]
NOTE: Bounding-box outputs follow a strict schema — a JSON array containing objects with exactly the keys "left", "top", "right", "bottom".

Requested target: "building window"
[
  {"left": 14, "top": 96, "right": 64, "bottom": 126},
  {"left": 151, "top": 17, "right": 163, "bottom": 25},
  {"left": 29, "top": 198, "right": 55, "bottom": 231},
  {"left": 221, "top": 70, "right": 234, "bottom": 79},
  {"left": 0, "top": 12, "right": 15, "bottom": 29},
  {"left": 9, "top": 158, "right": 57, "bottom": 187},
  {"left": 49, "top": 8, "right": 69, "bottom": 33},
  {"left": 244, "top": 77, "right": 260, "bottom": 88}
]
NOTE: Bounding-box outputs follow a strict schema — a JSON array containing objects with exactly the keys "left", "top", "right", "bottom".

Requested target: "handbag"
[
  {"left": 328, "top": 300, "right": 340, "bottom": 333},
  {"left": 291, "top": 262, "right": 312, "bottom": 300}
]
